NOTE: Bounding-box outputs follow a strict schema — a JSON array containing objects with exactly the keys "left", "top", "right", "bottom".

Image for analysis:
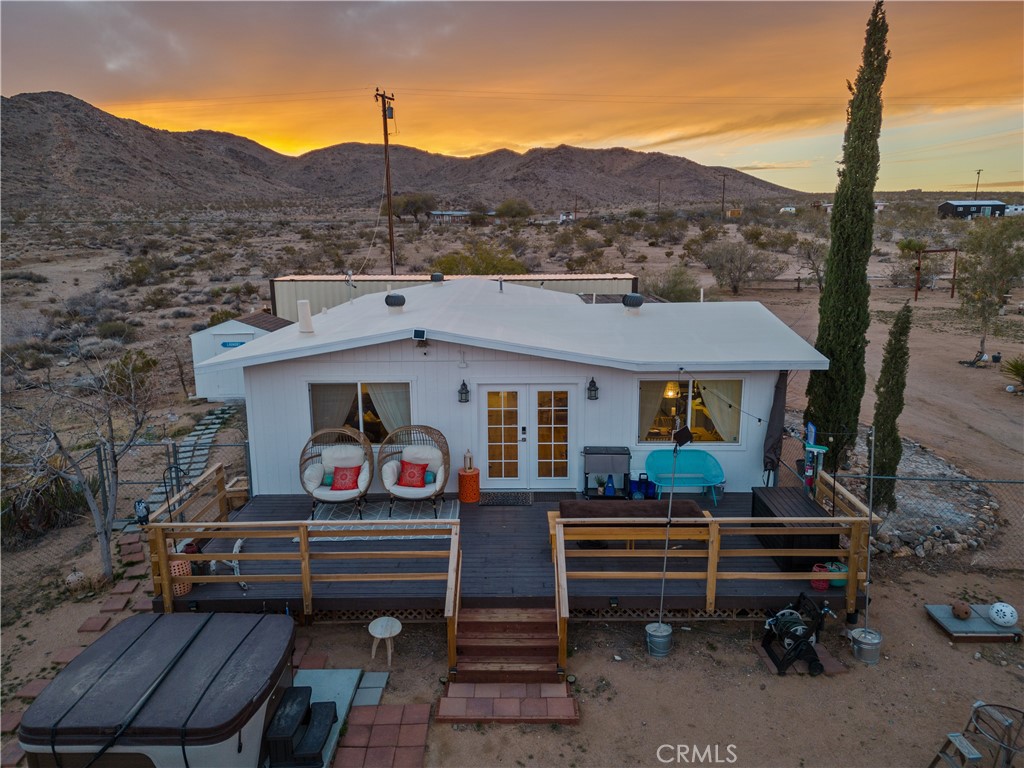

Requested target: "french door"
[{"left": 480, "top": 385, "right": 575, "bottom": 489}]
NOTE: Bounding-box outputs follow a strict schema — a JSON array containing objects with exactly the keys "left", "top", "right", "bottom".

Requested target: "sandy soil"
[{"left": 2, "top": 224, "right": 1022, "bottom": 768}]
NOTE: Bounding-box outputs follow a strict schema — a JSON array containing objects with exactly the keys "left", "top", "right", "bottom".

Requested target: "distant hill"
[{"left": 1, "top": 91, "right": 795, "bottom": 211}]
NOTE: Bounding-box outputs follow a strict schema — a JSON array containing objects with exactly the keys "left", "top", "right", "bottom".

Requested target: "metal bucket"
[
  {"left": 850, "top": 627, "right": 882, "bottom": 665},
  {"left": 645, "top": 622, "right": 672, "bottom": 657}
]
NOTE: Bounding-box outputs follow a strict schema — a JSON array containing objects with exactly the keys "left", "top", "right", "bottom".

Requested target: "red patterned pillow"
[
  {"left": 330, "top": 465, "right": 361, "bottom": 491},
  {"left": 397, "top": 460, "right": 428, "bottom": 488}
]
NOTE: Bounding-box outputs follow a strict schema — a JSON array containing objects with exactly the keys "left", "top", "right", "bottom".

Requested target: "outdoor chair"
[
  {"left": 298, "top": 427, "right": 374, "bottom": 518},
  {"left": 376, "top": 425, "right": 450, "bottom": 517},
  {"left": 644, "top": 448, "right": 725, "bottom": 506}
]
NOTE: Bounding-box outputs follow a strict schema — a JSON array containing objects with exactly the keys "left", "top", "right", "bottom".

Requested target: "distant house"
[
  {"left": 427, "top": 210, "right": 472, "bottom": 225},
  {"left": 191, "top": 311, "right": 293, "bottom": 401},
  {"left": 1004, "top": 204, "right": 1023, "bottom": 217},
  {"left": 821, "top": 201, "right": 887, "bottom": 214},
  {"left": 199, "top": 278, "right": 827, "bottom": 498},
  {"left": 778, "top": 206, "right": 797, "bottom": 215},
  {"left": 937, "top": 200, "right": 1007, "bottom": 219}
]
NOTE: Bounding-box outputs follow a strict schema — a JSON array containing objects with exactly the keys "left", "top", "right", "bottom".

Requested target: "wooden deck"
[{"left": 148, "top": 490, "right": 863, "bottom": 618}]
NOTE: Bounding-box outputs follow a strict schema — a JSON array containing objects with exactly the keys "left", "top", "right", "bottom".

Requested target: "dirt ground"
[{"left": 2, "top": 220, "right": 1022, "bottom": 767}]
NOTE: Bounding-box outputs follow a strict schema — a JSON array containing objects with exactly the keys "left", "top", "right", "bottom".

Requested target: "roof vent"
[
  {"left": 385, "top": 293, "right": 405, "bottom": 314},
  {"left": 622, "top": 293, "right": 644, "bottom": 312},
  {"left": 297, "top": 300, "right": 314, "bottom": 333},
  {"left": 430, "top": 272, "right": 444, "bottom": 283}
]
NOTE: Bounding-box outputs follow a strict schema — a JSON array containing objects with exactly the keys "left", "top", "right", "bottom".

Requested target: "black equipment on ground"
[{"left": 762, "top": 592, "right": 836, "bottom": 676}]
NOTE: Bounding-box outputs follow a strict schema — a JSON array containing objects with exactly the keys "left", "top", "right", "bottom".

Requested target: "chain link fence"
[{"left": 778, "top": 432, "right": 1022, "bottom": 570}]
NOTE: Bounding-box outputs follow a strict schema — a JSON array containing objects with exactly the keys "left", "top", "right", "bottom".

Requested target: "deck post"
[
  {"left": 298, "top": 525, "right": 313, "bottom": 615},
  {"left": 705, "top": 520, "right": 720, "bottom": 612},
  {"left": 154, "top": 530, "right": 174, "bottom": 614},
  {"left": 555, "top": 522, "right": 570, "bottom": 669},
  {"left": 215, "top": 467, "right": 228, "bottom": 521}
]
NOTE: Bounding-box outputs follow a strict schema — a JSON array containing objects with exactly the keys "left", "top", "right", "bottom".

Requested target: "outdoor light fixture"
[
  {"left": 663, "top": 381, "right": 681, "bottom": 400},
  {"left": 458, "top": 380, "right": 470, "bottom": 403},
  {"left": 587, "top": 378, "right": 599, "bottom": 400}
]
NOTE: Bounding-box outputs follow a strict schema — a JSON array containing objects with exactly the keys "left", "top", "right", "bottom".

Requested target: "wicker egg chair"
[
  {"left": 376, "top": 425, "right": 451, "bottom": 517},
  {"left": 298, "top": 426, "right": 375, "bottom": 518}
]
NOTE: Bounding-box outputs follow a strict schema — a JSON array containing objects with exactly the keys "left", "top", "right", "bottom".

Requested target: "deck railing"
[
  {"left": 147, "top": 519, "right": 461, "bottom": 616},
  {"left": 815, "top": 470, "right": 871, "bottom": 519},
  {"left": 551, "top": 513, "right": 868, "bottom": 642},
  {"left": 147, "top": 463, "right": 248, "bottom": 527}
]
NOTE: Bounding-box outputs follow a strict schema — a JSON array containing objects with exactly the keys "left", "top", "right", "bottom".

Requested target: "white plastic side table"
[{"left": 368, "top": 616, "right": 402, "bottom": 667}]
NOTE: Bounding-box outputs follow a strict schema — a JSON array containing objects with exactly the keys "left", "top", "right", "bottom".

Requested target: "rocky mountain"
[{"left": 1, "top": 91, "right": 794, "bottom": 211}]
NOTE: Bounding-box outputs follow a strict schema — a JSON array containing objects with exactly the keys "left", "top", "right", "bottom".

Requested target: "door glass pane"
[
  {"left": 486, "top": 390, "right": 519, "bottom": 480},
  {"left": 535, "top": 389, "right": 569, "bottom": 480}
]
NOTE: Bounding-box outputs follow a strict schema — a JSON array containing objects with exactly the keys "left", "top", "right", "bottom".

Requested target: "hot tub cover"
[{"left": 20, "top": 613, "right": 294, "bottom": 748}]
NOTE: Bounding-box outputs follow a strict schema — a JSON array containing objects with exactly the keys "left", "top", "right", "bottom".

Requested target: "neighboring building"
[
  {"left": 269, "top": 273, "right": 640, "bottom": 322},
  {"left": 937, "top": 200, "right": 1007, "bottom": 219},
  {"left": 427, "top": 210, "right": 472, "bottom": 224},
  {"left": 1004, "top": 204, "right": 1023, "bottom": 217},
  {"left": 821, "top": 201, "right": 887, "bottom": 214},
  {"left": 191, "top": 311, "right": 293, "bottom": 401},
  {"left": 559, "top": 212, "right": 575, "bottom": 224},
  {"left": 200, "top": 277, "right": 828, "bottom": 498},
  {"left": 779, "top": 206, "right": 797, "bottom": 215}
]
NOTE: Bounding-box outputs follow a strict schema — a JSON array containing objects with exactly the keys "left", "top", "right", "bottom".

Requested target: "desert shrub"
[
  {"left": 142, "top": 287, "right": 177, "bottom": 310},
  {"left": 171, "top": 308, "right": 196, "bottom": 319},
  {"left": 1, "top": 270, "right": 48, "bottom": 283},
  {"left": 106, "top": 254, "right": 176, "bottom": 288},
  {"left": 1, "top": 472, "right": 97, "bottom": 551},
  {"left": 644, "top": 263, "right": 702, "bottom": 302},
  {"left": 209, "top": 309, "right": 240, "bottom": 327},
  {"left": 95, "top": 321, "right": 136, "bottom": 342},
  {"left": 1001, "top": 356, "right": 1024, "bottom": 388},
  {"left": 79, "top": 339, "right": 125, "bottom": 359}
]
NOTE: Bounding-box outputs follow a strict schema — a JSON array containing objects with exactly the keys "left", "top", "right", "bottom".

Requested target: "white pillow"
[
  {"left": 302, "top": 463, "right": 325, "bottom": 491},
  {"left": 402, "top": 445, "right": 443, "bottom": 472},
  {"left": 321, "top": 444, "right": 364, "bottom": 469}
]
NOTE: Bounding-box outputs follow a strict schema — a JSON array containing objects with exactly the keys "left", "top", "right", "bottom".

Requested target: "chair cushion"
[
  {"left": 303, "top": 464, "right": 326, "bottom": 492},
  {"left": 398, "top": 460, "right": 429, "bottom": 488},
  {"left": 330, "top": 465, "right": 361, "bottom": 491},
  {"left": 321, "top": 444, "right": 365, "bottom": 469},
  {"left": 402, "top": 445, "right": 443, "bottom": 472},
  {"left": 311, "top": 461, "right": 371, "bottom": 501}
]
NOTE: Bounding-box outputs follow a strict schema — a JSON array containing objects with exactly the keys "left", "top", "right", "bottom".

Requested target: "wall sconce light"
[
  {"left": 587, "top": 378, "right": 599, "bottom": 400},
  {"left": 458, "top": 380, "right": 470, "bottom": 404}
]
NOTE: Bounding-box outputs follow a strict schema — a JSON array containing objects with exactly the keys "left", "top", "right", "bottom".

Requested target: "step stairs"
[
  {"left": 438, "top": 607, "right": 578, "bottom": 724},
  {"left": 928, "top": 733, "right": 982, "bottom": 767},
  {"left": 453, "top": 607, "right": 562, "bottom": 683},
  {"left": 266, "top": 686, "right": 338, "bottom": 768}
]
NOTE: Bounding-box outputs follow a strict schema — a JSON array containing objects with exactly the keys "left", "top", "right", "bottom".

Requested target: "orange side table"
[{"left": 458, "top": 468, "right": 481, "bottom": 503}]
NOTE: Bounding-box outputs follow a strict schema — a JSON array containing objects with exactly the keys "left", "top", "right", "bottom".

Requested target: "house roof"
[
  {"left": 199, "top": 278, "right": 828, "bottom": 374},
  {"left": 942, "top": 200, "right": 1006, "bottom": 206},
  {"left": 235, "top": 311, "right": 294, "bottom": 332}
]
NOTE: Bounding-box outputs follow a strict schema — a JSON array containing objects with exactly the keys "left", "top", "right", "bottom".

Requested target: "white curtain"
[
  {"left": 310, "top": 384, "right": 357, "bottom": 433},
  {"left": 638, "top": 381, "right": 665, "bottom": 441},
  {"left": 697, "top": 380, "right": 742, "bottom": 443},
  {"left": 366, "top": 383, "right": 410, "bottom": 433}
]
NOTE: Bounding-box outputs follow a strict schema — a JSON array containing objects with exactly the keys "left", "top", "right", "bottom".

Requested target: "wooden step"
[
  {"left": 457, "top": 607, "right": 557, "bottom": 633},
  {"left": 457, "top": 634, "right": 559, "bottom": 657}
]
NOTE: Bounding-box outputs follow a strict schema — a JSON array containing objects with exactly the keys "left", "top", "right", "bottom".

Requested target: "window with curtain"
[
  {"left": 309, "top": 382, "right": 410, "bottom": 443},
  {"left": 637, "top": 379, "right": 742, "bottom": 444}
]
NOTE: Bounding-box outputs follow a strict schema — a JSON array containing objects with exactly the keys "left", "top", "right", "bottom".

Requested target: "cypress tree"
[
  {"left": 871, "top": 304, "right": 912, "bottom": 511},
  {"left": 805, "top": 1, "right": 890, "bottom": 471}
]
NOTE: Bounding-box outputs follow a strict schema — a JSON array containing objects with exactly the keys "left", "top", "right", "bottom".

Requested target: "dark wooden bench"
[{"left": 751, "top": 487, "right": 839, "bottom": 570}]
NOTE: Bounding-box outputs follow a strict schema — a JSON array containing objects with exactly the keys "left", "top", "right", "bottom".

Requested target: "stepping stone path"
[{"left": 134, "top": 406, "right": 239, "bottom": 517}]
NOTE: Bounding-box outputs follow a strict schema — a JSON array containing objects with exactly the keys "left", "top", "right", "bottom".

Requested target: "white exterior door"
[{"left": 479, "top": 385, "right": 575, "bottom": 489}]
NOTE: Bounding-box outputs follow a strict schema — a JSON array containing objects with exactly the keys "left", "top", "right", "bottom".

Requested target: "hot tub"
[{"left": 19, "top": 612, "right": 294, "bottom": 768}]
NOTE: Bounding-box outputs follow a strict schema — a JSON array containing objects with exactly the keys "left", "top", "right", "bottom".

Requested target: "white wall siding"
[{"left": 244, "top": 340, "right": 783, "bottom": 498}]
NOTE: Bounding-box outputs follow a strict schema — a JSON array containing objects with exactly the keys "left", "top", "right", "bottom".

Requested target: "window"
[
  {"left": 309, "top": 382, "right": 410, "bottom": 443},
  {"left": 638, "top": 379, "right": 742, "bottom": 444}
]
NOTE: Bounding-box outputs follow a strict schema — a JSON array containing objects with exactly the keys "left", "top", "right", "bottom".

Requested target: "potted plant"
[{"left": 594, "top": 475, "right": 606, "bottom": 495}]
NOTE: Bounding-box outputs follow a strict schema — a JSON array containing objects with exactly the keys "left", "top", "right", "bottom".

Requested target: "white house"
[
  {"left": 191, "top": 312, "right": 293, "bottom": 401},
  {"left": 198, "top": 277, "right": 828, "bottom": 497}
]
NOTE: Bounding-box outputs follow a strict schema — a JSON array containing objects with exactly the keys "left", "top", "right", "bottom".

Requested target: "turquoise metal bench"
[{"left": 644, "top": 449, "right": 726, "bottom": 506}]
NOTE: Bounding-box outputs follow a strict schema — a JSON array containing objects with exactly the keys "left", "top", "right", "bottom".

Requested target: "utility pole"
[
  {"left": 974, "top": 169, "right": 983, "bottom": 200},
  {"left": 720, "top": 174, "right": 726, "bottom": 221},
  {"left": 657, "top": 179, "right": 662, "bottom": 213},
  {"left": 375, "top": 88, "right": 397, "bottom": 275}
]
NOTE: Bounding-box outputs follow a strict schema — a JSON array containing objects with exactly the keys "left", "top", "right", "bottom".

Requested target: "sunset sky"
[{"left": 2, "top": 1, "right": 1021, "bottom": 194}]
